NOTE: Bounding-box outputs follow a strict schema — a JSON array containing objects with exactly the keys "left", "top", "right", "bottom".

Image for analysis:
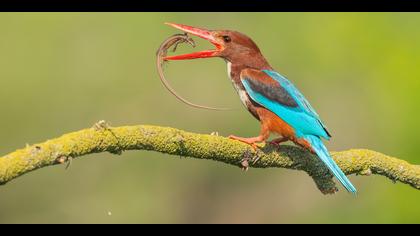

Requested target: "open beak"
[{"left": 164, "top": 23, "right": 223, "bottom": 60}]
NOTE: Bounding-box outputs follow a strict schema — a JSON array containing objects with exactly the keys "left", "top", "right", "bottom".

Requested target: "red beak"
[{"left": 164, "top": 23, "right": 223, "bottom": 60}]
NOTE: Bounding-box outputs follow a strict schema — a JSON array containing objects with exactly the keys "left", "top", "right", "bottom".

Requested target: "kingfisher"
[{"left": 164, "top": 23, "right": 357, "bottom": 194}]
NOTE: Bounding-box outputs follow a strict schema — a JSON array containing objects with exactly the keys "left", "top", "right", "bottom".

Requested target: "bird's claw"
[{"left": 268, "top": 137, "right": 288, "bottom": 148}]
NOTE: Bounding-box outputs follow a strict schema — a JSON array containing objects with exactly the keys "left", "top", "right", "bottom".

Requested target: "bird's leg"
[
  {"left": 228, "top": 135, "right": 266, "bottom": 150},
  {"left": 229, "top": 124, "right": 270, "bottom": 151},
  {"left": 269, "top": 136, "right": 289, "bottom": 146},
  {"left": 229, "top": 120, "right": 270, "bottom": 168}
]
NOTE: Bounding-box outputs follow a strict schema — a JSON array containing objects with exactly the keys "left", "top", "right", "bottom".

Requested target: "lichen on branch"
[{"left": 0, "top": 121, "right": 419, "bottom": 194}]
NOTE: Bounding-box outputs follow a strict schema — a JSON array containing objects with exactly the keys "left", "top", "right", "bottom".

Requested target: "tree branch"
[{"left": 0, "top": 121, "right": 419, "bottom": 194}]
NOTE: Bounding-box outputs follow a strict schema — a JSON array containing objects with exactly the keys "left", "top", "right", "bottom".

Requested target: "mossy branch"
[{"left": 0, "top": 121, "right": 419, "bottom": 194}]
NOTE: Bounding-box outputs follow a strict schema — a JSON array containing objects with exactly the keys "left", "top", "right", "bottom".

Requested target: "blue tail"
[{"left": 304, "top": 135, "right": 357, "bottom": 194}]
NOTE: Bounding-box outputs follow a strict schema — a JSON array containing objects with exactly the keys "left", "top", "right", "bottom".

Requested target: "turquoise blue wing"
[
  {"left": 241, "top": 69, "right": 331, "bottom": 140},
  {"left": 241, "top": 69, "right": 357, "bottom": 193}
]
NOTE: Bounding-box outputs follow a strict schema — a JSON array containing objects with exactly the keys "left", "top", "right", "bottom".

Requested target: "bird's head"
[{"left": 163, "top": 23, "right": 263, "bottom": 64}]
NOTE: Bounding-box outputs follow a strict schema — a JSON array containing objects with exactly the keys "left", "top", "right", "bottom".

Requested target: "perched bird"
[{"left": 164, "top": 23, "right": 356, "bottom": 194}]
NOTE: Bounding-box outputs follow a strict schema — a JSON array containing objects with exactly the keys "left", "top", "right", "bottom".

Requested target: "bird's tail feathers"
[{"left": 304, "top": 135, "right": 357, "bottom": 194}]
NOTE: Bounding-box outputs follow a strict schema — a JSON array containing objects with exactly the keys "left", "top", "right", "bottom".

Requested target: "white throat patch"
[
  {"left": 227, "top": 61, "right": 232, "bottom": 79},
  {"left": 226, "top": 61, "right": 249, "bottom": 107}
]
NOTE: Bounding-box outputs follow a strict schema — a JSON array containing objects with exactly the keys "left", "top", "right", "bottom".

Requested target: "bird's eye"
[{"left": 222, "top": 35, "right": 231, "bottom": 43}]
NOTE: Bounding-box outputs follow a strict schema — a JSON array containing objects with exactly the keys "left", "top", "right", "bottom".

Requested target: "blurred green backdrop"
[{"left": 0, "top": 13, "right": 419, "bottom": 223}]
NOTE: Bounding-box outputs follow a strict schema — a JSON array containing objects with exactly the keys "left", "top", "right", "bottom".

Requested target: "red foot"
[
  {"left": 269, "top": 137, "right": 289, "bottom": 147},
  {"left": 228, "top": 135, "right": 265, "bottom": 150}
]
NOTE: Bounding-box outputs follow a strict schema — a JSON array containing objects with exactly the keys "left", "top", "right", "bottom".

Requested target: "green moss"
[{"left": 0, "top": 123, "right": 419, "bottom": 193}]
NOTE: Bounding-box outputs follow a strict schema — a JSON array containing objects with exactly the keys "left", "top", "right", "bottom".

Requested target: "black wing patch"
[{"left": 244, "top": 77, "right": 298, "bottom": 108}]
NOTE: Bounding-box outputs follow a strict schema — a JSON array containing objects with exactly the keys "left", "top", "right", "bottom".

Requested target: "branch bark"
[{"left": 0, "top": 121, "right": 419, "bottom": 194}]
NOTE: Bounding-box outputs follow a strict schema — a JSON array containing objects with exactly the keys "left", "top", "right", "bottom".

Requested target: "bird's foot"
[
  {"left": 228, "top": 135, "right": 263, "bottom": 150},
  {"left": 229, "top": 134, "right": 266, "bottom": 170},
  {"left": 269, "top": 137, "right": 289, "bottom": 147}
]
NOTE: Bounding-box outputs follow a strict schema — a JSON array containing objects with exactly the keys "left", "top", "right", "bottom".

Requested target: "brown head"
[{"left": 164, "top": 23, "right": 271, "bottom": 69}]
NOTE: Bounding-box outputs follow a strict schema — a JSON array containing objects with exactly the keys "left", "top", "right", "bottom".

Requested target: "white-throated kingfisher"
[{"left": 164, "top": 23, "right": 357, "bottom": 194}]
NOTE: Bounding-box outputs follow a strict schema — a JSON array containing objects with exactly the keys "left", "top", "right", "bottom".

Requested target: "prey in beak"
[{"left": 164, "top": 23, "right": 224, "bottom": 60}]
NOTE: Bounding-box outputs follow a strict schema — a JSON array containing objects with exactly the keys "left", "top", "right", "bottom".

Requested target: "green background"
[{"left": 0, "top": 13, "right": 419, "bottom": 223}]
